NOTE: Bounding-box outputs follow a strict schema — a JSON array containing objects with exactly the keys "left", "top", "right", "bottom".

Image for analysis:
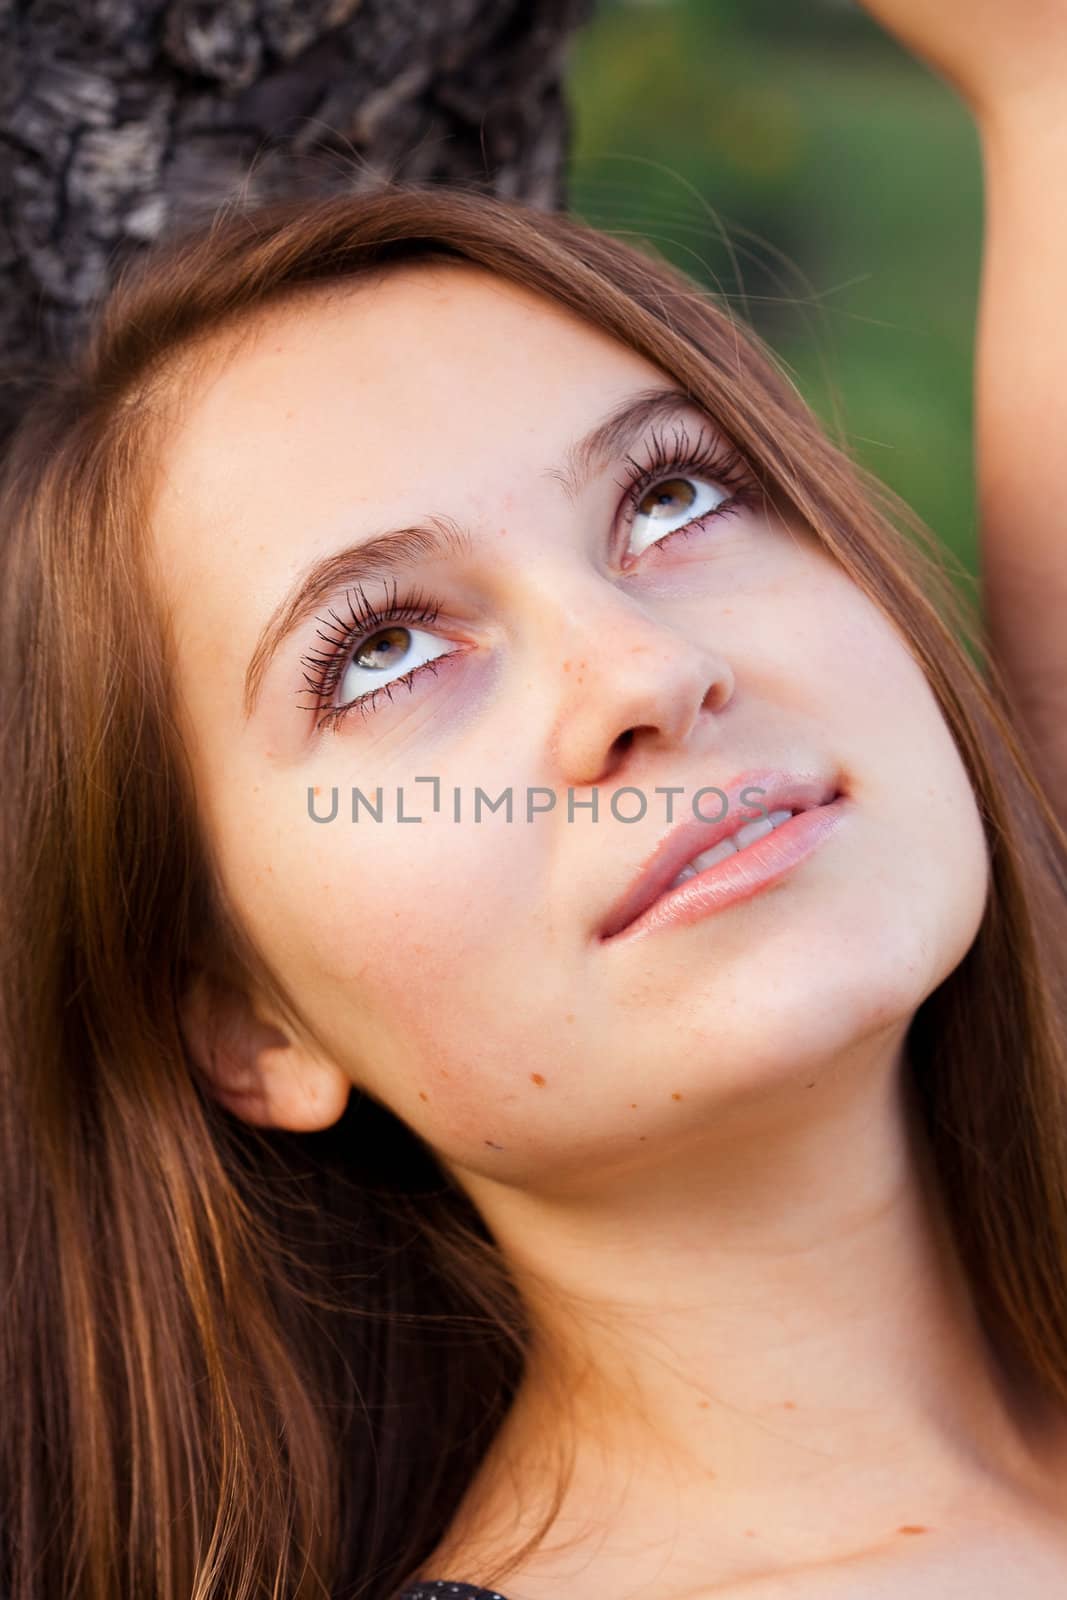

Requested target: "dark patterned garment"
[{"left": 399, "top": 1584, "right": 511, "bottom": 1600}]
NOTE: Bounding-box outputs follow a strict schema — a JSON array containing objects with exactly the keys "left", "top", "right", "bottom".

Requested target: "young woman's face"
[{"left": 151, "top": 262, "right": 988, "bottom": 1186}]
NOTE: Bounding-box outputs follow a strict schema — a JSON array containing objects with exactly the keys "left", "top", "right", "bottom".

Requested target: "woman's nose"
[{"left": 530, "top": 575, "right": 736, "bottom": 789}]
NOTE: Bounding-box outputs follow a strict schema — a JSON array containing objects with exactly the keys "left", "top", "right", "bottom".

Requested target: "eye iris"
[
  {"left": 355, "top": 624, "right": 410, "bottom": 672},
  {"left": 639, "top": 477, "right": 696, "bottom": 522}
]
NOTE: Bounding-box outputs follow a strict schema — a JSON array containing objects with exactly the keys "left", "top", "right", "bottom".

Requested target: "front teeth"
[{"left": 668, "top": 809, "right": 795, "bottom": 889}]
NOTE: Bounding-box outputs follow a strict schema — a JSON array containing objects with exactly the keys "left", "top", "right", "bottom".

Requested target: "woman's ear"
[{"left": 181, "top": 967, "right": 351, "bottom": 1131}]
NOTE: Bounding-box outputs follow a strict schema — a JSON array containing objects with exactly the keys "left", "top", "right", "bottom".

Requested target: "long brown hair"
[{"left": 2, "top": 180, "right": 1067, "bottom": 1600}]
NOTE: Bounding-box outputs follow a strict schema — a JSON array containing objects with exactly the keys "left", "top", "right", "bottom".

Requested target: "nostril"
[{"left": 612, "top": 728, "right": 637, "bottom": 758}]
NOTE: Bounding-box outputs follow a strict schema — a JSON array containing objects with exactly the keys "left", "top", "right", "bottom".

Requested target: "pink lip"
[{"left": 598, "top": 769, "right": 844, "bottom": 942}]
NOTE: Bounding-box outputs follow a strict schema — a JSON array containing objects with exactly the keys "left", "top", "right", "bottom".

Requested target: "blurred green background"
[{"left": 566, "top": 0, "right": 983, "bottom": 582}]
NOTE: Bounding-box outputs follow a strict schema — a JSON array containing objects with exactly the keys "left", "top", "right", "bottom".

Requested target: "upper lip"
[{"left": 598, "top": 768, "right": 841, "bottom": 940}]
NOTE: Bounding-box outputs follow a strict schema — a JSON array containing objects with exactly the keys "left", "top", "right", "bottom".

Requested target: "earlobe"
[{"left": 181, "top": 968, "right": 351, "bottom": 1131}]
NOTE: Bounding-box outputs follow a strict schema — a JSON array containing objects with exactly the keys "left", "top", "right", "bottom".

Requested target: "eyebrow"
[{"left": 243, "top": 383, "right": 698, "bottom": 718}]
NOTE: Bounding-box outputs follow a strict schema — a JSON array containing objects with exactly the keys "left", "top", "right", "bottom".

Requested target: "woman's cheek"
[{"left": 289, "top": 817, "right": 521, "bottom": 994}]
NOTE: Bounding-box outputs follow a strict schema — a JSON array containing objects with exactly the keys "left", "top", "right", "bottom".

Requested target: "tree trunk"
[{"left": 0, "top": 0, "right": 594, "bottom": 449}]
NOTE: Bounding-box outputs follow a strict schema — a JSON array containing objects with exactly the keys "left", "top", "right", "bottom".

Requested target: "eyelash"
[
  {"left": 298, "top": 422, "right": 761, "bottom": 732},
  {"left": 297, "top": 579, "right": 445, "bottom": 732},
  {"left": 616, "top": 420, "right": 761, "bottom": 548}
]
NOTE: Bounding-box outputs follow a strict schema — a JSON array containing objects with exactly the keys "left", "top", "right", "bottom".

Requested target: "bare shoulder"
[
  {"left": 426, "top": 1424, "right": 1067, "bottom": 1600},
  {"left": 681, "top": 1516, "right": 1067, "bottom": 1600},
  {"left": 487, "top": 1503, "right": 1067, "bottom": 1600}
]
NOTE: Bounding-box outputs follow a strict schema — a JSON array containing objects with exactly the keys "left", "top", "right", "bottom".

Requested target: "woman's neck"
[{"left": 431, "top": 1033, "right": 1067, "bottom": 1596}]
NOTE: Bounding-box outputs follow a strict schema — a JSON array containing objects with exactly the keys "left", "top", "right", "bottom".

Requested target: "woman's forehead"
[
  {"left": 146, "top": 263, "right": 667, "bottom": 562},
  {"left": 163, "top": 258, "right": 639, "bottom": 423}
]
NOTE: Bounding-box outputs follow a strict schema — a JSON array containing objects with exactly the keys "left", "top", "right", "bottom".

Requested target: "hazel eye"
[
  {"left": 337, "top": 623, "right": 455, "bottom": 708},
  {"left": 627, "top": 474, "right": 732, "bottom": 559}
]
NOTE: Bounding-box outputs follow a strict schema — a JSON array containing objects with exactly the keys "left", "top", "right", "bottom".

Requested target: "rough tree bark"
[{"left": 0, "top": 0, "right": 596, "bottom": 450}]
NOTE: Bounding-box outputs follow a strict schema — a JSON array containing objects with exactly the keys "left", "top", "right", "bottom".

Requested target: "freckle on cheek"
[
  {"left": 671, "top": 1091, "right": 683, "bottom": 1101},
  {"left": 418, "top": 1091, "right": 429, "bottom": 1101},
  {"left": 530, "top": 1073, "right": 546, "bottom": 1086}
]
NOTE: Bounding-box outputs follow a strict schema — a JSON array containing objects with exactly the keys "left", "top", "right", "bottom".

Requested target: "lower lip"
[{"left": 604, "top": 795, "right": 849, "bottom": 945}]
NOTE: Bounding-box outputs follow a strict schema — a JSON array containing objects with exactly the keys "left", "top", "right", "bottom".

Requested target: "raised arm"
[
  {"left": 850, "top": 1, "right": 1067, "bottom": 824},
  {"left": 976, "top": 107, "right": 1067, "bottom": 822}
]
